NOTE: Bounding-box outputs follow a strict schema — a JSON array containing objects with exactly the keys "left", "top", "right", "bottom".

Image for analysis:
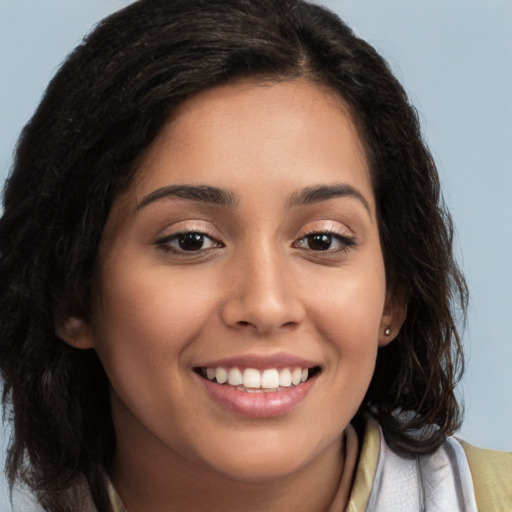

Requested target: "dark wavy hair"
[{"left": 0, "top": 0, "right": 468, "bottom": 510}]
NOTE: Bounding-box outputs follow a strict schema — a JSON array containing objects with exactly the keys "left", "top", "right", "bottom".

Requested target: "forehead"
[
  {"left": 137, "top": 80, "right": 370, "bottom": 193},
  {"left": 105, "top": 78, "right": 374, "bottom": 237}
]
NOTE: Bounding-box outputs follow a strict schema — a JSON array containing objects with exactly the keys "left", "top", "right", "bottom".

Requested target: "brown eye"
[
  {"left": 176, "top": 233, "right": 207, "bottom": 251},
  {"left": 305, "top": 234, "right": 334, "bottom": 251},
  {"left": 293, "top": 231, "right": 356, "bottom": 253},
  {"left": 156, "top": 231, "right": 222, "bottom": 253}
]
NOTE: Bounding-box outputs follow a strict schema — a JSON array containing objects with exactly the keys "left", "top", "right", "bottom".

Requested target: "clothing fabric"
[
  {"left": 347, "top": 418, "right": 512, "bottom": 512},
  {"left": 460, "top": 438, "right": 512, "bottom": 511},
  {"left": 103, "top": 417, "right": 512, "bottom": 511}
]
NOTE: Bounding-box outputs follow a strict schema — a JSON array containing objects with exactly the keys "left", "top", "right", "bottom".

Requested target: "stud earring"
[{"left": 384, "top": 326, "right": 391, "bottom": 336}]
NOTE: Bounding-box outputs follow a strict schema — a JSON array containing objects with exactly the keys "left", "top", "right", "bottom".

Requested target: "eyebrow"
[
  {"left": 137, "top": 182, "right": 371, "bottom": 218},
  {"left": 287, "top": 183, "right": 372, "bottom": 218},
  {"left": 136, "top": 184, "right": 238, "bottom": 210}
]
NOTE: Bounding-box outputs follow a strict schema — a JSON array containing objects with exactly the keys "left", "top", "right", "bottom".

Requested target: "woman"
[{"left": 0, "top": 0, "right": 510, "bottom": 511}]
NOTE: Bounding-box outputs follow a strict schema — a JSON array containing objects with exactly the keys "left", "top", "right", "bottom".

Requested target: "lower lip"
[{"left": 197, "top": 374, "right": 316, "bottom": 418}]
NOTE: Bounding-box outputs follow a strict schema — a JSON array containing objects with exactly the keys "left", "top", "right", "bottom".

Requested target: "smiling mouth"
[{"left": 194, "top": 366, "right": 321, "bottom": 393}]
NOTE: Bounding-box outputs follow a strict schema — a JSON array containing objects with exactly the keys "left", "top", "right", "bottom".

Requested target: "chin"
[
  {"left": 210, "top": 455, "right": 309, "bottom": 483},
  {"left": 194, "top": 429, "right": 339, "bottom": 483}
]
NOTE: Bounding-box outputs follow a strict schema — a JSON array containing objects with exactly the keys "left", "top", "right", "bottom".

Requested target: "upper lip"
[{"left": 194, "top": 352, "right": 319, "bottom": 370}]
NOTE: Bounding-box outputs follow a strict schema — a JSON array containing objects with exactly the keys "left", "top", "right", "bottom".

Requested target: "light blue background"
[{"left": 1, "top": 0, "right": 511, "bottom": 509}]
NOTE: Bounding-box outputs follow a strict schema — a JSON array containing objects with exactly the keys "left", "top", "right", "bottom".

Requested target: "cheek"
[
  {"left": 305, "top": 259, "right": 386, "bottom": 403},
  {"left": 310, "top": 266, "right": 386, "bottom": 343},
  {"left": 90, "top": 264, "right": 226, "bottom": 447},
  {"left": 92, "top": 263, "right": 221, "bottom": 381}
]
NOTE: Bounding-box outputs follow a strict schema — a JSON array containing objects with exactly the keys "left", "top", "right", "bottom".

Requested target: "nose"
[{"left": 220, "top": 243, "right": 306, "bottom": 336}]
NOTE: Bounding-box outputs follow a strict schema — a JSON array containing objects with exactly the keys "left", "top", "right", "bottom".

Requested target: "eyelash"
[{"left": 155, "top": 229, "right": 356, "bottom": 256}]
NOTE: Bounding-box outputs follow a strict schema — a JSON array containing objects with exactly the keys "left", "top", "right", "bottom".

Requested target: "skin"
[{"left": 64, "top": 79, "right": 404, "bottom": 511}]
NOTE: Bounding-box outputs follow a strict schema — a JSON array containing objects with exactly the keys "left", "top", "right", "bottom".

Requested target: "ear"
[
  {"left": 378, "top": 286, "right": 407, "bottom": 347},
  {"left": 56, "top": 316, "right": 96, "bottom": 349}
]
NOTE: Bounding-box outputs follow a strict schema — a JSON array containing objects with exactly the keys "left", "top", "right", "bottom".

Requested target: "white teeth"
[
  {"left": 243, "top": 368, "right": 261, "bottom": 388},
  {"left": 204, "top": 365, "right": 316, "bottom": 389},
  {"left": 279, "top": 368, "right": 292, "bottom": 387},
  {"left": 261, "top": 369, "right": 280, "bottom": 389},
  {"left": 228, "top": 367, "right": 243, "bottom": 386},
  {"left": 215, "top": 367, "right": 228, "bottom": 384},
  {"left": 291, "top": 367, "right": 302, "bottom": 385}
]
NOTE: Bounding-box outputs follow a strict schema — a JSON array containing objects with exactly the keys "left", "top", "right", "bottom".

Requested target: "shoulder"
[{"left": 459, "top": 439, "right": 512, "bottom": 510}]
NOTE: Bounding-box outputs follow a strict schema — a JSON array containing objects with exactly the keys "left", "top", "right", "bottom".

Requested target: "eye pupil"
[
  {"left": 308, "top": 234, "right": 332, "bottom": 251},
  {"left": 178, "top": 233, "right": 204, "bottom": 251}
]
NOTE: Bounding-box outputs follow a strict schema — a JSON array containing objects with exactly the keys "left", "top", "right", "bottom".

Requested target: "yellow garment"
[
  {"left": 106, "top": 480, "right": 126, "bottom": 512},
  {"left": 345, "top": 418, "right": 380, "bottom": 511},
  {"left": 460, "top": 439, "right": 512, "bottom": 511}
]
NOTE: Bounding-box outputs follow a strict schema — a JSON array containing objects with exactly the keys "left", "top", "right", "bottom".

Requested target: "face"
[{"left": 68, "top": 79, "right": 401, "bottom": 483}]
